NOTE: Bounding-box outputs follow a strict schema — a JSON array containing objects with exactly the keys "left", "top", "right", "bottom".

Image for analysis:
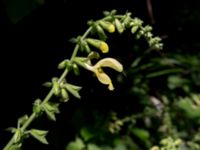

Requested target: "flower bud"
[
  {"left": 99, "top": 20, "right": 115, "bottom": 33},
  {"left": 58, "top": 60, "right": 67, "bottom": 69},
  {"left": 96, "top": 25, "right": 107, "bottom": 40},
  {"left": 115, "top": 19, "right": 124, "bottom": 34},
  {"left": 61, "top": 88, "right": 69, "bottom": 100},
  {"left": 86, "top": 38, "right": 109, "bottom": 53},
  {"left": 131, "top": 26, "right": 139, "bottom": 34}
]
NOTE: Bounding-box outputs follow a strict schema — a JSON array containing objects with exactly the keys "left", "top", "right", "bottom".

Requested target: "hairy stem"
[{"left": 3, "top": 26, "right": 92, "bottom": 150}]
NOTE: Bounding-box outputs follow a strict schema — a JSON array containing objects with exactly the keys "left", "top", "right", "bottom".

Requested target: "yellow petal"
[
  {"left": 99, "top": 42, "right": 109, "bottom": 53},
  {"left": 86, "top": 38, "right": 109, "bottom": 53},
  {"left": 107, "top": 24, "right": 115, "bottom": 33},
  {"left": 95, "top": 58, "right": 123, "bottom": 72},
  {"left": 95, "top": 71, "right": 114, "bottom": 91},
  {"left": 99, "top": 21, "right": 115, "bottom": 33}
]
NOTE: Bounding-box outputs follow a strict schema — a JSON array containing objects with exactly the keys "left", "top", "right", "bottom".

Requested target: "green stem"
[{"left": 3, "top": 26, "right": 92, "bottom": 150}]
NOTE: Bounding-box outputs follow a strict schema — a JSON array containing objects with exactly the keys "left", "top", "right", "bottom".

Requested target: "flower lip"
[
  {"left": 94, "top": 58, "right": 123, "bottom": 72},
  {"left": 85, "top": 57, "right": 123, "bottom": 91}
]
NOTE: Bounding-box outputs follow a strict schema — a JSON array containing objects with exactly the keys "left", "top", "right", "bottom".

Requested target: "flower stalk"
[{"left": 3, "top": 10, "right": 162, "bottom": 150}]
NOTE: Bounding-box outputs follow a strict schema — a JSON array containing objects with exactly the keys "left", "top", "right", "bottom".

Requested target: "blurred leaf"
[
  {"left": 66, "top": 137, "right": 85, "bottom": 150},
  {"left": 80, "top": 128, "right": 94, "bottom": 142},
  {"left": 88, "top": 144, "right": 101, "bottom": 150},
  {"left": 167, "top": 75, "right": 189, "bottom": 90},
  {"left": 131, "top": 128, "right": 150, "bottom": 147},
  {"left": 177, "top": 97, "right": 200, "bottom": 119},
  {"left": 114, "top": 144, "right": 126, "bottom": 150},
  {"left": 3, "top": 0, "right": 45, "bottom": 23}
]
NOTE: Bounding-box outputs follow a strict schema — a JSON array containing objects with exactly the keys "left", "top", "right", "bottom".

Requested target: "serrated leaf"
[{"left": 30, "top": 129, "right": 49, "bottom": 144}]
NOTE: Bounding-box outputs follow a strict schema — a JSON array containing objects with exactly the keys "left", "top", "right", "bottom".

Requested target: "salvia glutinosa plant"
[{"left": 3, "top": 10, "right": 162, "bottom": 150}]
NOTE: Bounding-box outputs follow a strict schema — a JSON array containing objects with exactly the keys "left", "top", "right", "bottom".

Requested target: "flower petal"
[
  {"left": 95, "top": 71, "right": 114, "bottom": 91},
  {"left": 94, "top": 58, "right": 123, "bottom": 72}
]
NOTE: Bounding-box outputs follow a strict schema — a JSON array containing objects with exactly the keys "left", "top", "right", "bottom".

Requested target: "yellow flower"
[
  {"left": 86, "top": 38, "right": 109, "bottom": 53},
  {"left": 99, "top": 21, "right": 115, "bottom": 33},
  {"left": 85, "top": 58, "right": 123, "bottom": 90}
]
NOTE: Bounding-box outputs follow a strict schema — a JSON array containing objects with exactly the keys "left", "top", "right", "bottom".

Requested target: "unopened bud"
[
  {"left": 99, "top": 20, "right": 115, "bottom": 33},
  {"left": 86, "top": 38, "right": 109, "bottom": 53}
]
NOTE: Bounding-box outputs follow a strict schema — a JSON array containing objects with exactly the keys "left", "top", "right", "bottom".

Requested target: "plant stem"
[{"left": 3, "top": 26, "right": 92, "bottom": 150}]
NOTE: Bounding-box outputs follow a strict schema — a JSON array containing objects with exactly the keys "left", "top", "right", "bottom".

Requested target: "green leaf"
[
  {"left": 177, "top": 97, "right": 200, "bottom": 119},
  {"left": 167, "top": 75, "right": 188, "bottom": 90},
  {"left": 131, "top": 128, "right": 150, "bottom": 141},
  {"left": 30, "top": 129, "right": 49, "bottom": 144},
  {"left": 114, "top": 144, "right": 126, "bottom": 150},
  {"left": 66, "top": 137, "right": 85, "bottom": 150},
  {"left": 88, "top": 144, "right": 101, "bottom": 150},
  {"left": 80, "top": 128, "right": 94, "bottom": 141}
]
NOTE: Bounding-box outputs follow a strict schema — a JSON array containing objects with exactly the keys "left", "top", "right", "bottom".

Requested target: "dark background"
[{"left": 1, "top": 0, "right": 200, "bottom": 149}]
